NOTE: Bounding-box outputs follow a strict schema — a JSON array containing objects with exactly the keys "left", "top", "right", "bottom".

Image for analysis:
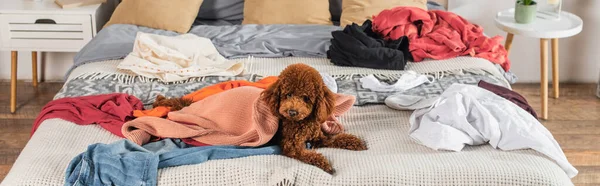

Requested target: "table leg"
[
  {"left": 32, "top": 51, "right": 38, "bottom": 87},
  {"left": 505, "top": 33, "right": 514, "bottom": 55},
  {"left": 540, "top": 39, "right": 549, "bottom": 120},
  {"left": 40, "top": 52, "right": 46, "bottom": 83},
  {"left": 10, "top": 51, "right": 18, "bottom": 113},
  {"left": 551, "top": 38, "right": 559, "bottom": 98}
]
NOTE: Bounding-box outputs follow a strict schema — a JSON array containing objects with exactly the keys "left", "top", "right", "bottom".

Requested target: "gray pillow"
[{"left": 196, "top": 0, "right": 244, "bottom": 20}]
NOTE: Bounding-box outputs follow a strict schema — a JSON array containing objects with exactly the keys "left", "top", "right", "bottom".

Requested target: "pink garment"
[
  {"left": 372, "top": 7, "right": 510, "bottom": 71},
  {"left": 122, "top": 86, "right": 356, "bottom": 147},
  {"left": 31, "top": 93, "right": 143, "bottom": 137}
]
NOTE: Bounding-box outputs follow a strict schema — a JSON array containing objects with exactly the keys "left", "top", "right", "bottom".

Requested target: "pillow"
[
  {"left": 196, "top": 0, "right": 244, "bottom": 20},
  {"left": 242, "top": 0, "right": 332, "bottom": 25},
  {"left": 340, "top": 0, "right": 428, "bottom": 27},
  {"left": 331, "top": 1, "right": 443, "bottom": 23},
  {"left": 330, "top": 0, "right": 343, "bottom": 22},
  {"left": 104, "top": 0, "right": 204, "bottom": 33}
]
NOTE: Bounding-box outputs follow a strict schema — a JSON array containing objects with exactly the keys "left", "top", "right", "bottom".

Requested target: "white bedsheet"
[{"left": 2, "top": 109, "right": 572, "bottom": 185}]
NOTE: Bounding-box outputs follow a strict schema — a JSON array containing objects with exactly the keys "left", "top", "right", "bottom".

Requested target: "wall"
[
  {"left": 1, "top": 0, "right": 598, "bottom": 83},
  {"left": 449, "top": 0, "right": 600, "bottom": 83}
]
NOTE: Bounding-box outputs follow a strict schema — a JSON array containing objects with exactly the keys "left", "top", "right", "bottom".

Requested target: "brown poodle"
[{"left": 261, "top": 63, "right": 367, "bottom": 174}]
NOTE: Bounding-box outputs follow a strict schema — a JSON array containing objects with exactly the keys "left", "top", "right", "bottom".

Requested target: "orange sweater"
[
  {"left": 122, "top": 86, "right": 356, "bottom": 146},
  {"left": 133, "top": 76, "right": 278, "bottom": 118}
]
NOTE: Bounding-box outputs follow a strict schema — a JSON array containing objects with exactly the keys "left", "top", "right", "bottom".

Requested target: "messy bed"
[{"left": 1, "top": 0, "right": 577, "bottom": 185}]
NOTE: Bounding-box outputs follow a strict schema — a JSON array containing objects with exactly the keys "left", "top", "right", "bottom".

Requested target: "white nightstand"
[
  {"left": 495, "top": 8, "right": 583, "bottom": 120},
  {"left": 0, "top": 0, "right": 114, "bottom": 113}
]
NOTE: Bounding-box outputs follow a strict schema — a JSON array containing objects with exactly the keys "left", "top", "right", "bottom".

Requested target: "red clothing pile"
[
  {"left": 32, "top": 93, "right": 143, "bottom": 137},
  {"left": 371, "top": 7, "right": 510, "bottom": 71},
  {"left": 31, "top": 93, "right": 210, "bottom": 146}
]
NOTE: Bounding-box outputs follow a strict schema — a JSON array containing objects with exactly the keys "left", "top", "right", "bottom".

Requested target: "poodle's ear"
[
  {"left": 314, "top": 85, "right": 335, "bottom": 123},
  {"left": 261, "top": 80, "right": 281, "bottom": 116}
]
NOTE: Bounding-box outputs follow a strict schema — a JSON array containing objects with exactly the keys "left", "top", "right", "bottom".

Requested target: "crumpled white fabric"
[
  {"left": 118, "top": 32, "right": 244, "bottom": 82},
  {"left": 320, "top": 73, "right": 337, "bottom": 93},
  {"left": 359, "top": 71, "right": 434, "bottom": 92},
  {"left": 409, "top": 83, "right": 578, "bottom": 178},
  {"left": 385, "top": 94, "right": 438, "bottom": 111}
]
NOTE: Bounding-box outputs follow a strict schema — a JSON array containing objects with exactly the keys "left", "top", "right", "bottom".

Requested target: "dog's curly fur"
[
  {"left": 152, "top": 95, "right": 193, "bottom": 111},
  {"left": 261, "top": 63, "right": 367, "bottom": 174}
]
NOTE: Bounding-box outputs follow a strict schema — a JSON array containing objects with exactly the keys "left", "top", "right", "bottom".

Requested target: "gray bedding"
[{"left": 70, "top": 24, "right": 340, "bottom": 78}]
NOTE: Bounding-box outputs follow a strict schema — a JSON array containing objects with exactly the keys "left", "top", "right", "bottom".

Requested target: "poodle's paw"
[
  {"left": 303, "top": 152, "right": 334, "bottom": 174},
  {"left": 330, "top": 133, "right": 367, "bottom": 151}
]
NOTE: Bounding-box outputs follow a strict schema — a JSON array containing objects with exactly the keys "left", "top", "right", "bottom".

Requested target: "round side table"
[{"left": 495, "top": 8, "right": 583, "bottom": 120}]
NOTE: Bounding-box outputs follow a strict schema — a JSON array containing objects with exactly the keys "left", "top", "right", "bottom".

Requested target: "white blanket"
[
  {"left": 409, "top": 83, "right": 578, "bottom": 178},
  {"left": 2, "top": 110, "right": 573, "bottom": 185},
  {"left": 117, "top": 32, "right": 244, "bottom": 82},
  {"left": 2, "top": 58, "right": 571, "bottom": 185}
]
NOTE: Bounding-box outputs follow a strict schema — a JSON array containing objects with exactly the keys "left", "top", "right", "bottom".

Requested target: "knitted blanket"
[
  {"left": 2, "top": 110, "right": 572, "bottom": 185},
  {"left": 2, "top": 57, "right": 565, "bottom": 185},
  {"left": 66, "top": 56, "right": 509, "bottom": 87},
  {"left": 55, "top": 60, "right": 510, "bottom": 107}
]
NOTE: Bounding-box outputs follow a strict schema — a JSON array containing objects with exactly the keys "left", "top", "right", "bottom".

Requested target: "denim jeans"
[{"left": 64, "top": 139, "right": 280, "bottom": 186}]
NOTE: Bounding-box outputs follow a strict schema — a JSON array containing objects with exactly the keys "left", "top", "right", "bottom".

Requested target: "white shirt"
[{"left": 409, "top": 83, "right": 578, "bottom": 178}]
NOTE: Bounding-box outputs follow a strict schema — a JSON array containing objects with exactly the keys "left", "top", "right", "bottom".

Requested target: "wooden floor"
[{"left": 0, "top": 81, "right": 599, "bottom": 185}]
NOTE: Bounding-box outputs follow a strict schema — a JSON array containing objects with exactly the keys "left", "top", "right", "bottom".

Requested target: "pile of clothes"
[
  {"left": 32, "top": 76, "right": 350, "bottom": 147},
  {"left": 359, "top": 74, "right": 576, "bottom": 177},
  {"left": 408, "top": 82, "right": 576, "bottom": 178},
  {"left": 327, "top": 20, "right": 410, "bottom": 70},
  {"left": 32, "top": 75, "right": 352, "bottom": 185},
  {"left": 328, "top": 7, "right": 510, "bottom": 71}
]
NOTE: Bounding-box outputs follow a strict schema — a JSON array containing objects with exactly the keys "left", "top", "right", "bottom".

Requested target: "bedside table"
[
  {"left": 495, "top": 8, "right": 583, "bottom": 120},
  {"left": 0, "top": 0, "right": 113, "bottom": 113}
]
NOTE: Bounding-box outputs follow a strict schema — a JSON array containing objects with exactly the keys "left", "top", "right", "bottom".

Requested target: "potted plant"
[{"left": 515, "top": 0, "right": 537, "bottom": 24}]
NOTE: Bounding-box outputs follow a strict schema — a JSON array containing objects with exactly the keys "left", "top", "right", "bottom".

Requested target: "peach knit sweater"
[{"left": 122, "top": 86, "right": 356, "bottom": 147}]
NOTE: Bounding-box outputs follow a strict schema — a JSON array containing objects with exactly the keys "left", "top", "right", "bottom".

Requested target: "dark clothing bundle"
[
  {"left": 327, "top": 20, "right": 411, "bottom": 70},
  {"left": 478, "top": 80, "right": 538, "bottom": 118}
]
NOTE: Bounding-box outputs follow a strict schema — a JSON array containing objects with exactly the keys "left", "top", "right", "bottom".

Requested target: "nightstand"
[
  {"left": 0, "top": 0, "right": 113, "bottom": 113},
  {"left": 495, "top": 8, "right": 583, "bottom": 120}
]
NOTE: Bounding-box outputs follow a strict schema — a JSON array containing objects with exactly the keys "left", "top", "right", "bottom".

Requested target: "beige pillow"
[
  {"left": 340, "top": 0, "right": 428, "bottom": 27},
  {"left": 242, "top": 0, "right": 332, "bottom": 25},
  {"left": 104, "top": 0, "right": 204, "bottom": 34}
]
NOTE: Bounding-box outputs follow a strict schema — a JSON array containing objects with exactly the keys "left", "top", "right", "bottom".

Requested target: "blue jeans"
[{"left": 64, "top": 139, "right": 280, "bottom": 186}]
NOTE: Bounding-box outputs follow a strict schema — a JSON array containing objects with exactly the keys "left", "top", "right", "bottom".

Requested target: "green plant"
[{"left": 518, "top": 0, "right": 537, "bottom": 6}]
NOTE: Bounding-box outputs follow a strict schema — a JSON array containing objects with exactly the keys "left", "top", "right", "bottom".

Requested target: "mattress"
[{"left": 1, "top": 57, "right": 573, "bottom": 186}]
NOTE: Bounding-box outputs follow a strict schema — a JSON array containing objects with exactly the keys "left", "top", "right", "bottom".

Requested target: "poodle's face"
[
  {"left": 262, "top": 64, "right": 335, "bottom": 123},
  {"left": 277, "top": 80, "right": 317, "bottom": 121}
]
